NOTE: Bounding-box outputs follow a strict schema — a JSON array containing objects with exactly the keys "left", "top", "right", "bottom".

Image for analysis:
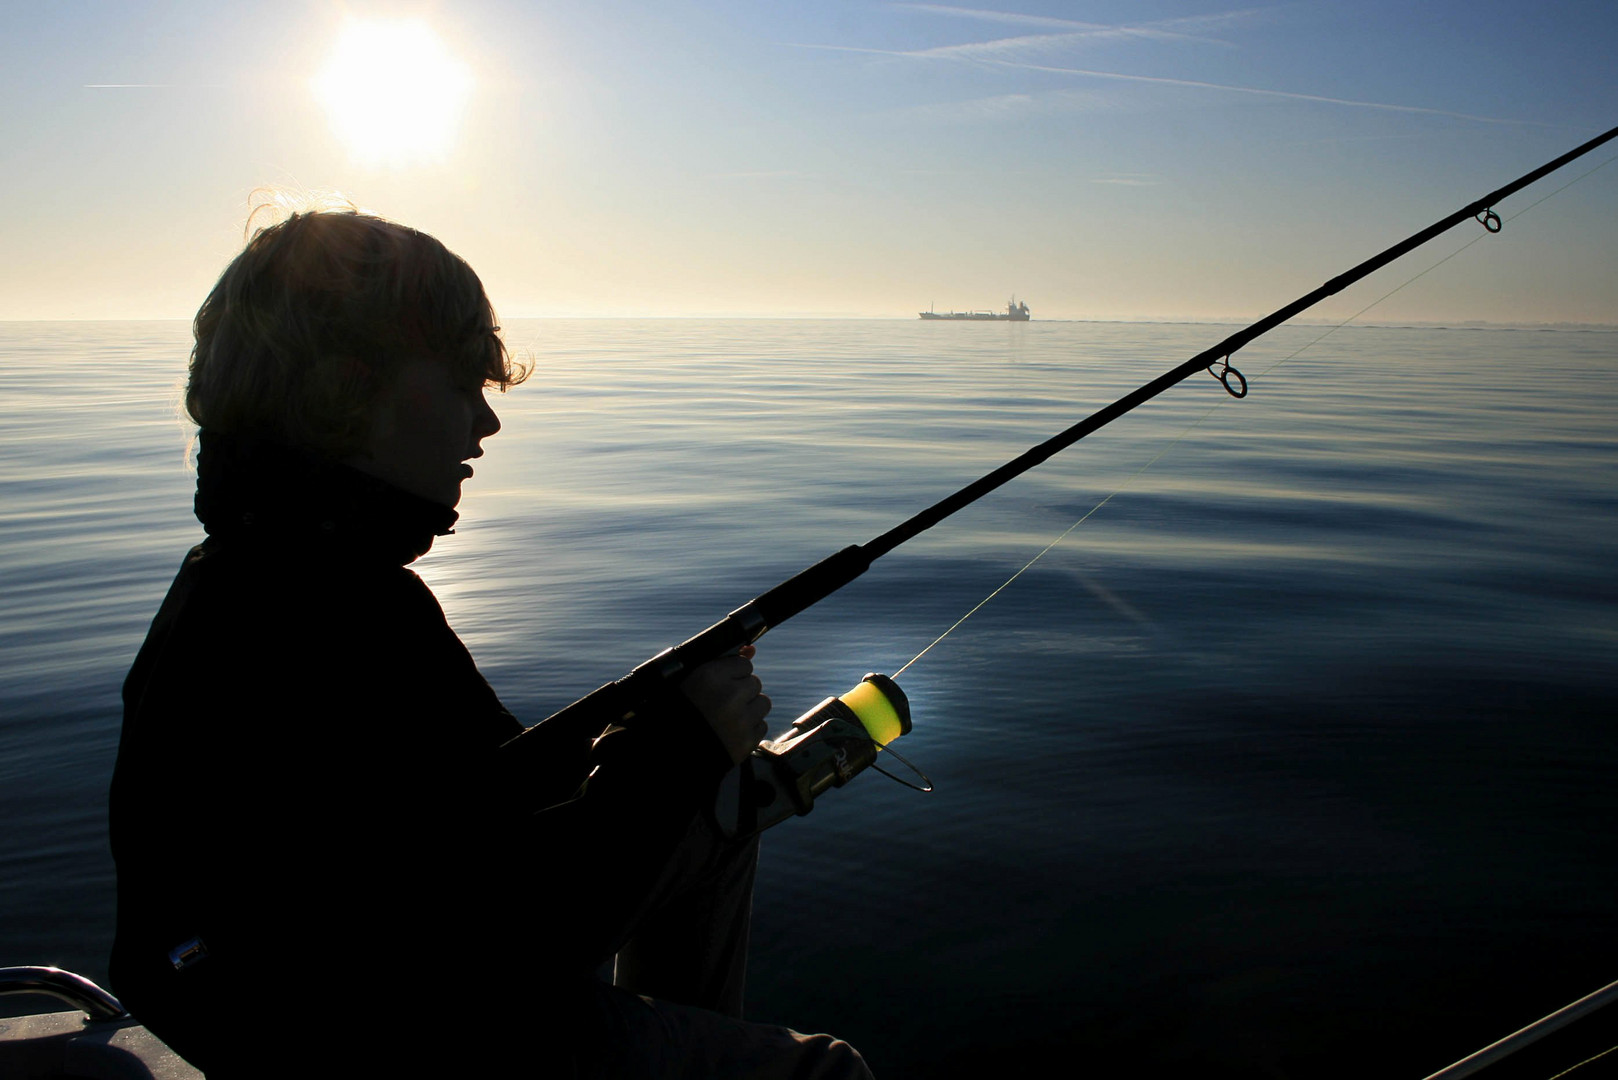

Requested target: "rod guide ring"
[{"left": 1207, "top": 355, "right": 1249, "bottom": 399}]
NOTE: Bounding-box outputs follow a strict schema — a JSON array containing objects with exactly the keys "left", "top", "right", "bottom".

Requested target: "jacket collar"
[{"left": 194, "top": 431, "right": 459, "bottom": 565}]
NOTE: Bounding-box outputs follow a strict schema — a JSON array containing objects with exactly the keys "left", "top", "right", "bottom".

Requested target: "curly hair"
[{"left": 187, "top": 207, "right": 527, "bottom": 457}]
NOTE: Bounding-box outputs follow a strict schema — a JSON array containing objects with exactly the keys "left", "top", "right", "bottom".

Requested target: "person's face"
[{"left": 348, "top": 355, "right": 502, "bottom": 508}]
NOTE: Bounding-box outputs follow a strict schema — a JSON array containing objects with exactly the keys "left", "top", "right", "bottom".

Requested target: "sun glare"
[{"left": 314, "top": 20, "right": 472, "bottom": 166}]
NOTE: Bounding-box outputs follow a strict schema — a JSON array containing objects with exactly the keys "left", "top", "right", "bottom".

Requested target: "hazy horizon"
[
  {"left": 6, "top": 315, "right": 1616, "bottom": 331},
  {"left": 3, "top": 1, "right": 1614, "bottom": 326}
]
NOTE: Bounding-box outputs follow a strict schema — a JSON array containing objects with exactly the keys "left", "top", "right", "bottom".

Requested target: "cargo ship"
[{"left": 919, "top": 297, "right": 1030, "bottom": 321}]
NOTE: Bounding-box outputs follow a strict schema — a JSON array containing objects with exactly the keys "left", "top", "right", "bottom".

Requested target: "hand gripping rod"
[{"left": 502, "top": 122, "right": 1618, "bottom": 798}]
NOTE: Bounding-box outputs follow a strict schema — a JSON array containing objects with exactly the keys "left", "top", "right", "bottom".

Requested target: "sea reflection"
[{"left": 2, "top": 319, "right": 1616, "bottom": 1073}]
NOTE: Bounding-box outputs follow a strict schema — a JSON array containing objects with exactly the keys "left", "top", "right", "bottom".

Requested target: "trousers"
[{"left": 572, "top": 810, "right": 873, "bottom": 1079}]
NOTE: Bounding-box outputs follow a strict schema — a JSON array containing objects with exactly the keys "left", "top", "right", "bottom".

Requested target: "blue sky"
[{"left": 3, "top": 1, "right": 1614, "bottom": 322}]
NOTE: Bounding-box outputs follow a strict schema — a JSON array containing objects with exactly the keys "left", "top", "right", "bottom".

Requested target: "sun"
[{"left": 313, "top": 19, "right": 472, "bottom": 166}]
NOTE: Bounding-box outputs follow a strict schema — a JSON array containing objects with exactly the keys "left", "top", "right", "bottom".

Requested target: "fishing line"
[
  {"left": 893, "top": 406, "right": 1227, "bottom": 677},
  {"left": 1249, "top": 148, "right": 1618, "bottom": 383},
  {"left": 893, "top": 149, "right": 1618, "bottom": 678},
  {"left": 1247, "top": 146, "right": 1618, "bottom": 384},
  {"left": 505, "top": 124, "right": 1618, "bottom": 808},
  {"left": 1546, "top": 1044, "right": 1618, "bottom": 1080}
]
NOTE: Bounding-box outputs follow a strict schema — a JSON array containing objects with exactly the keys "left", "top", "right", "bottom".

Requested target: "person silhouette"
[{"left": 109, "top": 207, "right": 871, "bottom": 1078}]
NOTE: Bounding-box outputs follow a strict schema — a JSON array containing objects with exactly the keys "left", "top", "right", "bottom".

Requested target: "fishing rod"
[{"left": 502, "top": 121, "right": 1618, "bottom": 811}]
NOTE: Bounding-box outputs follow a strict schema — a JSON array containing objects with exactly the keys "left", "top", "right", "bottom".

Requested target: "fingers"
[
  {"left": 740, "top": 685, "right": 772, "bottom": 727},
  {"left": 733, "top": 674, "right": 771, "bottom": 746},
  {"left": 705, "top": 653, "right": 756, "bottom": 680},
  {"left": 705, "top": 658, "right": 769, "bottom": 719},
  {"left": 704, "top": 656, "right": 772, "bottom": 711},
  {"left": 679, "top": 649, "right": 772, "bottom": 765}
]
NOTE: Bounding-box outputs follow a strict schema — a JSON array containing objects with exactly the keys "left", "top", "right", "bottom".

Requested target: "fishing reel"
[{"left": 713, "top": 673, "right": 926, "bottom": 838}]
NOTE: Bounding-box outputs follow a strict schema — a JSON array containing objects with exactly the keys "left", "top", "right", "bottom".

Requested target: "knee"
[{"left": 791, "top": 1029, "right": 875, "bottom": 1080}]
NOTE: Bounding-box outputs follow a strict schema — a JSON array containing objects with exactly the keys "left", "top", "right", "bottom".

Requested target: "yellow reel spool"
[{"left": 838, "top": 673, "right": 911, "bottom": 746}]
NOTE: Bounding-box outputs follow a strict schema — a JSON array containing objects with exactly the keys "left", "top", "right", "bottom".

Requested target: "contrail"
[
  {"left": 911, "top": 31, "right": 1195, "bottom": 62},
  {"left": 891, "top": 3, "right": 1272, "bottom": 44},
  {"left": 985, "top": 59, "right": 1541, "bottom": 126},
  {"left": 789, "top": 42, "right": 1539, "bottom": 127}
]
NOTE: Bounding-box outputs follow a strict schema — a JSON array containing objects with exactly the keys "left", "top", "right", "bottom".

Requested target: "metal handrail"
[{"left": 0, "top": 966, "right": 129, "bottom": 1022}]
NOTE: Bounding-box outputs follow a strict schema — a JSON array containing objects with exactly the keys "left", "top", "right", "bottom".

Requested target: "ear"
[
  {"left": 310, "top": 353, "right": 385, "bottom": 459},
  {"left": 327, "top": 353, "right": 373, "bottom": 386}
]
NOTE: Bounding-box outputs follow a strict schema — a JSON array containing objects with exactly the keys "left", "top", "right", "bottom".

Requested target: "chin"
[{"left": 415, "top": 481, "right": 461, "bottom": 508}]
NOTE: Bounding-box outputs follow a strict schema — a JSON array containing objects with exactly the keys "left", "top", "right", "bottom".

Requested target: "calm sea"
[{"left": 2, "top": 318, "right": 1615, "bottom": 1076}]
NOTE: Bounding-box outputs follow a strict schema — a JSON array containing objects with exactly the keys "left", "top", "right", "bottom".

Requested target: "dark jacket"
[{"left": 109, "top": 433, "right": 732, "bottom": 1076}]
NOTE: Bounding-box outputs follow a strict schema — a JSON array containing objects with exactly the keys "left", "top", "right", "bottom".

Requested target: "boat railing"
[
  {"left": 1, "top": 966, "right": 206, "bottom": 1079},
  {"left": 0, "top": 966, "right": 128, "bottom": 1022}
]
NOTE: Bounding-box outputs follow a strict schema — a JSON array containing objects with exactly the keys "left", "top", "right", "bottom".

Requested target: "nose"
[{"left": 476, "top": 390, "right": 501, "bottom": 441}]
